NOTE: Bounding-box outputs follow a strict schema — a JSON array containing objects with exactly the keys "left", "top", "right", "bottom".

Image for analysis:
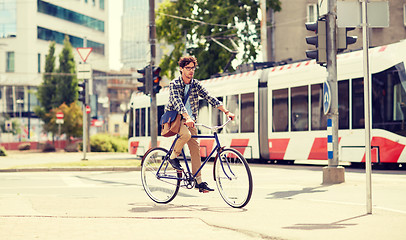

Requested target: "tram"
[{"left": 126, "top": 40, "right": 406, "bottom": 166}]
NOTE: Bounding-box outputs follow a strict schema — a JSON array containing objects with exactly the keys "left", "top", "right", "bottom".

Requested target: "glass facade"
[
  {"left": 37, "top": 26, "right": 104, "bottom": 55},
  {"left": 0, "top": 0, "right": 16, "bottom": 38},
  {"left": 37, "top": 0, "right": 104, "bottom": 32},
  {"left": 121, "top": 0, "right": 148, "bottom": 69}
]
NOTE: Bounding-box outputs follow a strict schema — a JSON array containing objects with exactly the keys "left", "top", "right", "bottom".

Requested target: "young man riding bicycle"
[{"left": 164, "top": 56, "right": 235, "bottom": 193}]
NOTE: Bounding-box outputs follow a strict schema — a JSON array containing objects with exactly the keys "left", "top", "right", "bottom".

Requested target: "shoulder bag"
[{"left": 160, "top": 85, "right": 191, "bottom": 137}]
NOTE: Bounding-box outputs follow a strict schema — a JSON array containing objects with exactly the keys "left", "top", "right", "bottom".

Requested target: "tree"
[
  {"left": 37, "top": 41, "right": 57, "bottom": 112},
  {"left": 35, "top": 37, "right": 82, "bottom": 140},
  {"left": 156, "top": 0, "right": 281, "bottom": 80},
  {"left": 56, "top": 35, "right": 78, "bottom": 106},
  {"left": 50, "top": 103, "right": 83, "bottom": 141}
]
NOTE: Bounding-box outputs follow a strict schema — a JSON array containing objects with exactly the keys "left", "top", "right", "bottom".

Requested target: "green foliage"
[
  {"left": 0, "top": 146, "right": 6, "bottom": 156},
  {"left": 52, "top": 103, "right": 83, "bottom": 140},
  {"left": 36, "top": 37, "right": 81, "bottom": 138},
  {"left": 37, "top": 41, "right": 57, "bottom": 112},
  {"left": 90, "top": 134, "right": 128, "bottom": 153},
  {"left": 156, "top": 0, "right": 281, "bottom": 80},
  {"left": 56, "top": 36, "right": 78, "bottom": 106}
]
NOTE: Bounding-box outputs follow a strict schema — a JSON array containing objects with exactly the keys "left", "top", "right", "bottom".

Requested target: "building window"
[
  {"left": 37, "top": 53, "right": 41, "bottom": 73},
  {"left": 404, "top": 4, "right": 406, "bottom": 26},
  {"left": 37, "top": 0, "right": 104, "bottom": 32},
  {"left": 37, "top": 27, "right": 105, "bottom": 55},
  {"left": 99, "top": 0, "right": 104, "bottom": 10},
  {"left": 0, "top": 0, "right": 17, "bottom": 38},
  {"left": 6, "top": 51, "right": 14, "bottom": 72},
  {"left": 307, "top": 4, "right": 318, "bottom": 23}
]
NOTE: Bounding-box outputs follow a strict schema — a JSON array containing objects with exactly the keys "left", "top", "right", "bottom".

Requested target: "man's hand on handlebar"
[{"left": 226, "top": 111, "right": 235, "bottom": 121}]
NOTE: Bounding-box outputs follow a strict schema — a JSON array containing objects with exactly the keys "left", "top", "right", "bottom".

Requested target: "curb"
[{"left": 0, "top": 166, "right": 141, "bottom": 172}]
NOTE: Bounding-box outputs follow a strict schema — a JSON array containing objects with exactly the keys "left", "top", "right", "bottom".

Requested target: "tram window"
[
  {"left": 272, "top": 89, "right": 288, "bottom": 132},
  {"left": 135, "top": 108, "right": 140, "bottom": 137},
  {"left": 157, "top": 105, "right": 165, "bottom": 136},
  {"left": 225, "top": 94, "right": 240, "bottom": 133},
  {"left": 198, "top": 100, "right": 210, "bottom": 134},
  {"left": 140, "top": 108, "right": 146, "bottom": 136},
  {"left": 311, "top": 84, "right": 327, "bottom": 130},
  {"left": 147, "top": 107, "right": 150, "bottom": 136},
  {"left": 128, "top": 108, "right": 134, "bottom": 138},
  {"left": 352, "top": 78, "right": 365, "bottom": 129},
  {"left": 212, "top": 97, "right": 223, "bottom": 133},
  {"left": 338, "top": 80, "right": 350, "bottom": 129},
  {"left": 291, "top": 86, "right": 309, "bottom": 131},
  {"left": 241, "top": 92, "right": 255, "bottom": 133},
  {"left": 372, "top": 64, "right": 406, "bottom": 136}
]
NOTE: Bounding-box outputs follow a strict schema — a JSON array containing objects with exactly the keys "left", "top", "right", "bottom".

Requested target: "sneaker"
[
  {"left": 195, "top": 181, "right": 214, "bottom": 193},
  {"left": 168, "top": 158, "right": 183, "bottom": 170}
]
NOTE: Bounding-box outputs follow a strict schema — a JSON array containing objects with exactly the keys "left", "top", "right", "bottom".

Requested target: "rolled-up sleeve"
[{"left": 195, "top": 81, "right": 222, "bottom": 108}]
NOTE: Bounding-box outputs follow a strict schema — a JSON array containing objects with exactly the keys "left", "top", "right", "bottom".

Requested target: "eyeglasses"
[{"left": 184, "top": 66, "right": 196, "bottom": 71}]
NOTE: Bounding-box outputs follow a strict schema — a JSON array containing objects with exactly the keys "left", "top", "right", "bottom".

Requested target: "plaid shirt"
[{"left": 165, "top": 77, "right": 222, "bottom": 120}]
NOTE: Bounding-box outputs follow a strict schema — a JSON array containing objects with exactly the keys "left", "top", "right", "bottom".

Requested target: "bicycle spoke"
[
  {"left": 215, "top": 148, "right": 253, "bottom": 208},
  {"left": 141, "top": 147, "right": 181, "bottom": 204}
]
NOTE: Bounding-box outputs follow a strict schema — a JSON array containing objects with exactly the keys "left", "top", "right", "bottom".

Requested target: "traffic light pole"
[
  {"left": 82, "top": 78, "right": 88, "bottom": 160},
  {"left": 322, "top": 0, "right": 345, "bottom": 184},
  {"left": 149, "top": 0, "right": 158, "bottom": 148}
]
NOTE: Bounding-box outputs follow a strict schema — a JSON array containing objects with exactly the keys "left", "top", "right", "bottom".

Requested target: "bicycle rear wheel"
[
  {"left": 141, "top": 147, "right": 181, "bottom": 204},
  {"left": 214, "top": 148, "right": 253, "bottom": 208}
]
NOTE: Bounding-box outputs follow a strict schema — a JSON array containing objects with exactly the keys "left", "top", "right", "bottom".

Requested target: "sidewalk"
[{"left": 0, "top": 151, "right": 141, "bottom": 172}]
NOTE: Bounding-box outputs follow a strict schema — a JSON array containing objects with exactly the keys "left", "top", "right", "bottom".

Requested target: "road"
[{"left": 0, "top": 164, "right": 405, "bottom": 240}]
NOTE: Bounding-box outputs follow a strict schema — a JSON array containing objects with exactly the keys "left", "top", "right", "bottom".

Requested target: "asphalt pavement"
[{"left": 1, "top": 151, "right": 406, "bottom": 240}]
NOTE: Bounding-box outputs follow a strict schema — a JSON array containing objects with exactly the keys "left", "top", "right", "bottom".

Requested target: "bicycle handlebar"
[{"left": 195, "top": 118, "right": 232, "bottom": 131}]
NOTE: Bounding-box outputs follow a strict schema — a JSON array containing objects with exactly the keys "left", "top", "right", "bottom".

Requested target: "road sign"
[
  {"left": 77, "top": 64, "right": 92, "bottom": 79},
  {"left": 76, "top": 47, "right": 93, "bottom": 62},
  {"left": 323, "top": 81, "right": 331, "bottom": 115},
  {"left": 337, "top": 1, "right": 389, "bottom": 28},
  {"left": 86, "top": 105, "right": 91, "bottom": 114},
  {"left": 56, "top": 111, "right": 64, "bottom": 119},
  {"left": 5, "top": 120, "right": 12, "bottom": 131},
  {"left": 56, "top": 119, "right": 64, "bottom": 124}
]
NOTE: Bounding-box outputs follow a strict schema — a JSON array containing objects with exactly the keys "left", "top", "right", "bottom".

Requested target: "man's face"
[{"left": 181, "top": 62, "right": 196, "bottom": 81}]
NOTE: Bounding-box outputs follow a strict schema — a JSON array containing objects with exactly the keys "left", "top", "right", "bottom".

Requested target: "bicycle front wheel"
[
  {"left": 214, "top": 148, "right": 253, "bottom": 208},
  {"left": 141, "top": 147, "right": 181, "bottom": 204}
]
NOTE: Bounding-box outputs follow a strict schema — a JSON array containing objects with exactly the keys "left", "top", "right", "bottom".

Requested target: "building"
[
  {"left": 121, "top": 0, "right": 165, "bottom": 71},
  {"left": 0, "top": 0, "right": 109, "bottom": 141},
  {"left": 268, "top": 0, "right": 406, "bottom": 63}
]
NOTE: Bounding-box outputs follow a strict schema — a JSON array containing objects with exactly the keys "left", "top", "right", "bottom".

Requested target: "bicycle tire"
[
  {"left": 214, "top": 148, "right": 253, "bottom": 208},
  {"left": 141, "top": 147, "right": 181, "bottom": 204}
]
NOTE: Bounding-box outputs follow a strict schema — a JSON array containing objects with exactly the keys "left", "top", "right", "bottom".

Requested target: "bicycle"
[{"left": 140, "top": 118, "right": 253, "bottom": 208}]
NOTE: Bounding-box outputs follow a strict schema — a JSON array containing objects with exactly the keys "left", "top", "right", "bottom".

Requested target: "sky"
[{"left": 108, "top": 0, "right": 123, "bottom": 71}]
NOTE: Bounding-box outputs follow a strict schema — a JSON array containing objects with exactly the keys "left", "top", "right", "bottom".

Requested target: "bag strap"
[{"left": 183, "top": 82, "right": 192, "bottom": 105}]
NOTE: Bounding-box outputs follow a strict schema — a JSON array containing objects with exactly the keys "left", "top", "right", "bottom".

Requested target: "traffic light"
[
  {"left": 337, "top": 27, "right": 357, "bottom": 52},
  {"left": 152, "top": 66, "right": 162, "bottom": 94},
  {"left": 78, "top": 81, "right": 86, "bottom": 104},
  {"left": 137, "top": 66, "right": 150, "bottom": 95},
  {"left": 305, "top": 19, "right": 327, "bottom": 64}
]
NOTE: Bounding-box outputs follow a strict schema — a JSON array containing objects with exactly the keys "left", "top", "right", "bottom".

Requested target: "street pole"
[
  {"left": 82, "top": 78, "right": 88, "bottom": 161},
  {"left": 149, "top": 0, "right": 158, "bottom": 148},
  {"left": 260, "top": 0, "right": 268, "bottom": 61},
  {"left": 361, "top": 0, "right": 372, "bottom": 214},
  {"left": 322, "top": 0, "right": 345, "bottom": 184}
]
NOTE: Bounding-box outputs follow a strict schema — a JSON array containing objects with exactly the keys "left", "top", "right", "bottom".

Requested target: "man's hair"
[{"left": 178, "top": 56, "right": 198, "bottom": 68}]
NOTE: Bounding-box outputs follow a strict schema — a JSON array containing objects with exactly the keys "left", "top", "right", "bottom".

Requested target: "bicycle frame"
[{"left": 156, "top": 132, "right": 222, "bottom": 182}]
